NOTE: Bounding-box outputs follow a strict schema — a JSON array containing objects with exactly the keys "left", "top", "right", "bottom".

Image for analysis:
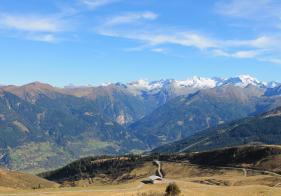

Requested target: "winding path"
[
  {"left": 217, "top": 166, "right": 281, "bottom": 177},
  {"left": 154, "top": 160, "right": 163, "bottom": 178},
  {"left": 274, "top": 182, "right": 281, "bottom": 187}
]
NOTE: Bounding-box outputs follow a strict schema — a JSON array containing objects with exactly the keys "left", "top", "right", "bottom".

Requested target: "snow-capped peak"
[
  {"left": 222, "top": 75, "right": 263, "bottom": 87},
  {"left": 175, "top": 76, "right": 217, "bottom": 88},
  {"left": 238, "top": 75, "right": 260, "bottom": 85},
  {"left": 126, "top": 76, "right": 219, "bottom": 92},
  {"left": 127, "top": 79, "right": 165, "bottom": 90},
  {"left": 266, "top": 81, "right": 280, "bottom": 88},
  {"left": 125, "top": 79, "right": 173, "bottom": 96},
  {"left": 120, "top": 75, "right": 277, "bottom": 96}
]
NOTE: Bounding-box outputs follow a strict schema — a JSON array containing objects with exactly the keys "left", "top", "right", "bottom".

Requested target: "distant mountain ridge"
[
  {"left": 109, "top": 74, "right": 280, "bottom": 92},
  {"left": 129, "top": 84, "right": 281, "bottom": 148},
  {"left": 0, "top": 75, "right": 281, "bottom": 172},
  {"left": 2, "top": 74, "right": 279, "bottom": 96},
  {"left": 2, "top": 75, "right": 280, "bottom": 125}
]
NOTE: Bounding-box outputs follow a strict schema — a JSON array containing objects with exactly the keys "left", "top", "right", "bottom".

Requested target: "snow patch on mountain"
[
  {"left": 222, "top": 75, "right": 264, "bottom": 87},
  {"left": 124, "top": 75, "right": 273, "bottom": 93},
  {"left": 267, "top": 81, "right": 280, "bottom": 88},
  {"left": 127, "top": 79, "right": 164, "bottom": 91},
  {"left": 175, "top": 76, "right": 218, "bottom": 88}
]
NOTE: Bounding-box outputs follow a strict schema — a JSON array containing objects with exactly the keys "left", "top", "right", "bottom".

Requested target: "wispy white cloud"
[
  {"left": 0, "top": 14, "right": 67, "bottom": 32},
  {"left": 150, "top": 48, "right": 167, "bottom": 54},
  {"left": 0, "top": 13, "right": 70, "bottom": 43},
  {"left": 212, "top": 0, "right": 281, "bottom": 63},
  {"left": 222, "top": 36, "right": 276, "bottom": 49},
  {"left": 215, "top": 0, "right": 280, "bottom": 18},
  {"left": 80, "top": 0, "right": 120, "bottom": 9},
  {"left": 142, "top": 33, "right": 218, "bottom": 49},
  {"left": 212, "top": 49, "right": 260, "bottom": 58},
  {"left": 97, "top": 28, "right": 219, "bottom": 50},
  {"left": 105, "top": 11, "right": 158, "bottom": 26},
  {"left": 26, "top": 33, "right": 57, "bottom": 43},
  {"left": 97, "top": 14, "right": 281, "bottom": 64},
  {"left": 0, "top": 0, "right": 120, "bottom": 43}
]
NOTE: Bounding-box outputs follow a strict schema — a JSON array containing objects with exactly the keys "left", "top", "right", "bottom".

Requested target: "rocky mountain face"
[
  {"left": 265, "top": 85, "right": 281, "bottom": 96},
  {"left": 152, "top": 107, "right": 281, "bottom": 154},
  {"left": 0, "top": 90, "right": 145, "bottom": 172},
  {"left": 0, "top": 75, "right": 280, "bottom": 172},
  {"left": 129, "top": 84, "right": 281, "bottom": 148},
  {"left": 2, "top": 75, "right": 278, "bottom": 126}
]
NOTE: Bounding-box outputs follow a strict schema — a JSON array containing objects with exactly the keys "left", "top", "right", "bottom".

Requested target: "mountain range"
[{"left": 0, "top": 75, "right": 281, "bottom": 172}]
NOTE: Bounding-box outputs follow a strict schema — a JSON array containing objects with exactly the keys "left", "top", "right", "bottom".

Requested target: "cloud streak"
[
  {"left": 215, "top": 0, "right": 281, "bottom": 18},
  {"left": 0, "top": 13, "right": 70, "bottom": 43},
  {"left": 96, "top": 12, "right": 281, "bottom": 64},
  {"left": 0, "top": 0, "right": 281, "bottom": 64},
  {"left": 26, "top": 34, "right": 57, "bottom": 43},
  {"left": 0, "top": 14, "right": 67, "bottom": 32},
  {"left": 105, "top": 12, "right": 158, "bottom": 26},
  {"left": 100, "top": 29, "right": 223, "bottom": 51},
  {"left": 80, "top": 0, "right": 120, "bottom": 9},
  {"left": 212, "top": 49, "right": 261, "bottom": 58},
  {"left": 212, "top": 0, "right": 281, "bottom": 63}
]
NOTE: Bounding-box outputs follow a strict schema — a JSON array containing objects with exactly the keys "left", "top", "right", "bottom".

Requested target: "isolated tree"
[{"left": 165, "top": 182, "right": 181, "bottom": 196}]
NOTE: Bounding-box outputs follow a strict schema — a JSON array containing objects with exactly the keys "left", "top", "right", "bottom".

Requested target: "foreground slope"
[
  {"left": 40, "top": 144, "right": 281, "bottom": 184},
  {"left": 1, "top": 145, "right": 281, "bottom": 195},
  {"left": 0, "top": 167, "right": 58, "bottom": 189},
  {"left": 152, "top": 107, "right": 281, "bottom": 153}
]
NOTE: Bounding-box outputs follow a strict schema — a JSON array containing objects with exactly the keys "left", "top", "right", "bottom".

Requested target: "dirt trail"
[
  {"left": 242, "top": 168, "right": 247, "bottom": 177},
  {"left": 154, "top": 160, "right": 163, "bottom": 178},
  {"left": 218, "top": 166, "right": 281, "bottom": 177},
  {"left": 274, "top": 182, "right": 281, "bottom": 187}
]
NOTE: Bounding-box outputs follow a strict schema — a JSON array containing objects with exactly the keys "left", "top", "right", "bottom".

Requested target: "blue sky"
[{"left": 0, "top": 0, "right": 281, "bottom": 86}]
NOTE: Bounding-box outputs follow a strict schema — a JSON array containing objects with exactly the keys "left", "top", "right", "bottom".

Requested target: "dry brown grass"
[
  {"left": 0, "top": 168, "right": 58, "bottom": 189},
  {"left": 134, "top": 191, "right": 164, "bottom": 196},
  {"left": 1, "top": 182, "right": 281, "bottom": 196},
  {"left": 255, "top": 154, "right": 281, "bottom": 173}
]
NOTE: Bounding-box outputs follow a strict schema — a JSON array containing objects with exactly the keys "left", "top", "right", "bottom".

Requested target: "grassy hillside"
[
  {"left": 39, "top": 155, "right": 154, "bottom": 183},
  {"left": 0, "top": 168, "right": 58, "bottom": 189},
  {"left": 1, "top": 145, "right": 281, "bottom": 195},
  {"left": 188, "top": 145, "right": 281, "bottom": 172},
  {"left": 40, "top": 144, "right": 281, "bottom": 186}
]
